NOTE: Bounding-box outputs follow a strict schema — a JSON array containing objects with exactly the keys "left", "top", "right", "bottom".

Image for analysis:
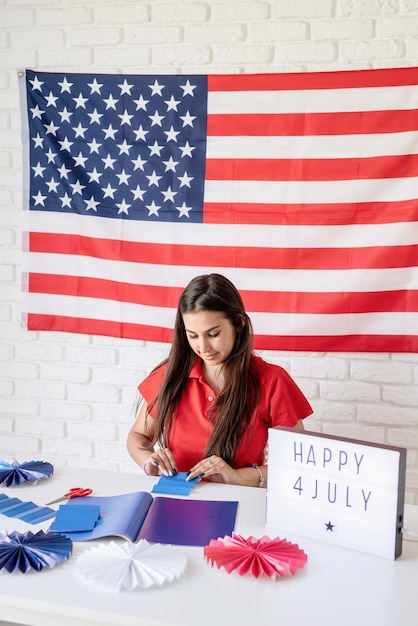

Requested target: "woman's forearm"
[
  {"left": 126, "top": 430, "right": 155, "bottom": 468},
  {"left": 231, "top": 464, "right": 267, "bottom": 488}
]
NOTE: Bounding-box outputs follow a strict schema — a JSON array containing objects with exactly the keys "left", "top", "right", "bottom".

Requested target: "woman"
[{"left": 127, "top": 274, "right": 312, "bottom": 487}]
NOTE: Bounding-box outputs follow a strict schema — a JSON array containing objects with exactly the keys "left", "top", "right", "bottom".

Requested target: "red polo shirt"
[{"left": 138, "top": 355, "right": 312, "bottom": 471}]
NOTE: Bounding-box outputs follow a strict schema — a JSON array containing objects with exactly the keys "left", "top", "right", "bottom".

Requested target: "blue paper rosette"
[
  {"left": 0, "top": 530, "right": 73, "bottom": 573},
  {"left": 0, "top": 460, "right": 54, "bottom": 487}
]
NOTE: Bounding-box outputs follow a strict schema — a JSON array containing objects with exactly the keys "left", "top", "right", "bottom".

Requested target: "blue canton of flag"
[{"left": 25, "top": 69, "right": 207, "bottom": 223}]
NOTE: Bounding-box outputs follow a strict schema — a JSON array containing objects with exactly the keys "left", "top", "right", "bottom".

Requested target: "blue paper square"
[{"left": 49, "top": 504, "right": 101, "bottom": 533}]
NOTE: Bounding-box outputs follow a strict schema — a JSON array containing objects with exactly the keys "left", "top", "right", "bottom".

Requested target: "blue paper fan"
[
  {"left": 0, "top": 530, "right": 73, "bottom": 573},
  {"left": 0, "top": 460, "right": 54, "bottom": 487}
]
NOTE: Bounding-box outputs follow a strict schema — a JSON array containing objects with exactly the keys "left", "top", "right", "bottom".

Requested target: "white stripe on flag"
[
  {"left": 204, "top": 177, "right": 418, "bottom": 204},
  {"left": 208, "top": 85, "right": 418, "bottom": 114},
  {"left": 24, "top": 253, "right": 418, "bottom": 293},
  {"left": 26, "top": 212, "right": 418, "bottom": 249},
  {"left": 207, "top": 132, "right": 418, "bottom": 159}
]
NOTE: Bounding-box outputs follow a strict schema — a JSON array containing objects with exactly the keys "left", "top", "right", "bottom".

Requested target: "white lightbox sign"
[{"left": 266, "top": 427, "right": 406, "bottom": 559}]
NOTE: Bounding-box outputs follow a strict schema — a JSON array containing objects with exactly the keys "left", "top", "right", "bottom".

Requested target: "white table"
[{"left": 0, "top": 467, "right": 417, "bottom": 626}]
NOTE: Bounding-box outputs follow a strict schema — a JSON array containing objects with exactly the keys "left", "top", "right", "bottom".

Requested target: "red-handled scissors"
[{"left": 46, "top": 487, "right": 93, "bottom": 505}]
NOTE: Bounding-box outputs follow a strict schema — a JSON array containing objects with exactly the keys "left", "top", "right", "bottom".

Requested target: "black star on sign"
[{"left": 325, "top": 521, "right": 335, "bottom": 531}]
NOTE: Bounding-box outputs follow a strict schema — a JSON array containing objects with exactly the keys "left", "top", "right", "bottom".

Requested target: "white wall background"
[{"left": 1, "top": 0, "right": 418, "bottom": 503}]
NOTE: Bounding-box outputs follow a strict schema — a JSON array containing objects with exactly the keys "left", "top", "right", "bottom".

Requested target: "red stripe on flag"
[
  {"left": 26, "top": 312, "right": 418, "bottom": 352},
  {"left": 27, "top": 314, "right": 174, "bottom": 343},
  {"left": 207, "top": 67, "right": 418, "bottom": 90},
  {"left": 252, "top": 334, "right": 418, "bottom": 352},
  {"left": 203, "top": 200, "right": 418, "bottom": 225},
  {"left": 29, "top": 233, "right": 418, "bottom": 271},
  {"left": 241, "top": 290, "right": 418, "bottom": 315},
  {"left": 29, "top": 274, "right": 183, "bottom": 308},
  {"left": 207, "top": 110, "right": 418, "bottom": 137},
  {"left": 205, "top": 155, "right": 418, "bottom": 182},
  {"left": 28, "top": 274, "right": 418, "bottom": 315}
]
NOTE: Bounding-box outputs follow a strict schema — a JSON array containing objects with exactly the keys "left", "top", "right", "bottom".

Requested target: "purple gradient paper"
[{"left": 137, "top": 497, "right": 238, "bottom": 546}]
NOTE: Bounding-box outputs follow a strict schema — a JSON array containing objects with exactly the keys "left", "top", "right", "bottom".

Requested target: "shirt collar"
[{"left": 189, "top": 357, "right": 204, "bottom": 380}]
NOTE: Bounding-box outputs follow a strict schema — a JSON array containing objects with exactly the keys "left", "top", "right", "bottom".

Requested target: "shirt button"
[{"left": 208, "top": 396, "right": 213, "bottom": 402}]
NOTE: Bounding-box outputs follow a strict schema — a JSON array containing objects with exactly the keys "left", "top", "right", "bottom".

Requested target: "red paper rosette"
[{"left": 204, "top": 533, "right": 307, "bottom": 579}]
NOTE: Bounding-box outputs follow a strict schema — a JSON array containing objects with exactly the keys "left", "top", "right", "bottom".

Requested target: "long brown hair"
[{"left": 148, "top": 274, "right": 260, "bottom": 465}]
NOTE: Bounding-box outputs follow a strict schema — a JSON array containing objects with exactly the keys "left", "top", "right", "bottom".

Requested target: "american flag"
[{"left": 20, "top": 67, "right": 418, "bottom": 352}]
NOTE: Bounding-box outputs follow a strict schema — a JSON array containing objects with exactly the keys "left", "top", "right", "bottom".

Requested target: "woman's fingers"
[
  {"left": 186, "top": 455, "right": 222, "bottom": 481},
  {"left": 153, "top": 448, "right": 177, "bottom": 476}
]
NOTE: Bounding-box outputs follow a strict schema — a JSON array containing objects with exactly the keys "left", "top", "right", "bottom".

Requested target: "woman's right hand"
[{"left": 143, "top": 447, "right": 177, "bottom": 477}]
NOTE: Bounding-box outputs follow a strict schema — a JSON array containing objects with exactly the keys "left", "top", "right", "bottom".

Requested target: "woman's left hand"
[{"left": 186, "top": 455, "right": 235, "bottom": 484}]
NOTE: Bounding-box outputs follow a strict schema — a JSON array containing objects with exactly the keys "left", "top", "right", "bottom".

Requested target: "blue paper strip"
[
  {"left": 0, "top": 496, "right": 22, "bottom": 512},
  {"left": 0, "top": 494, "right": 56, "bottom": 523},
  {"left": 21, "top": 507, "right": 59, "bottom": 524},
  {"left": 151, "top": 471, "right": 199, "bottom": 495},
  {"left": 3, "top": 502, "right": 35, "bottom": 517}
]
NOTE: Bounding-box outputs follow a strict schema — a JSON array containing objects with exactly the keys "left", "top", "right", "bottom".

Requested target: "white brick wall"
[{"left": 1, "top": 0, "right": 418, "bottom": 505}]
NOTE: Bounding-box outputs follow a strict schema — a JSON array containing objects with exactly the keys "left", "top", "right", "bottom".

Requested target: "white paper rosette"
[{"left": 77, "top": 539, "right": 187, "bottom": 591}]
